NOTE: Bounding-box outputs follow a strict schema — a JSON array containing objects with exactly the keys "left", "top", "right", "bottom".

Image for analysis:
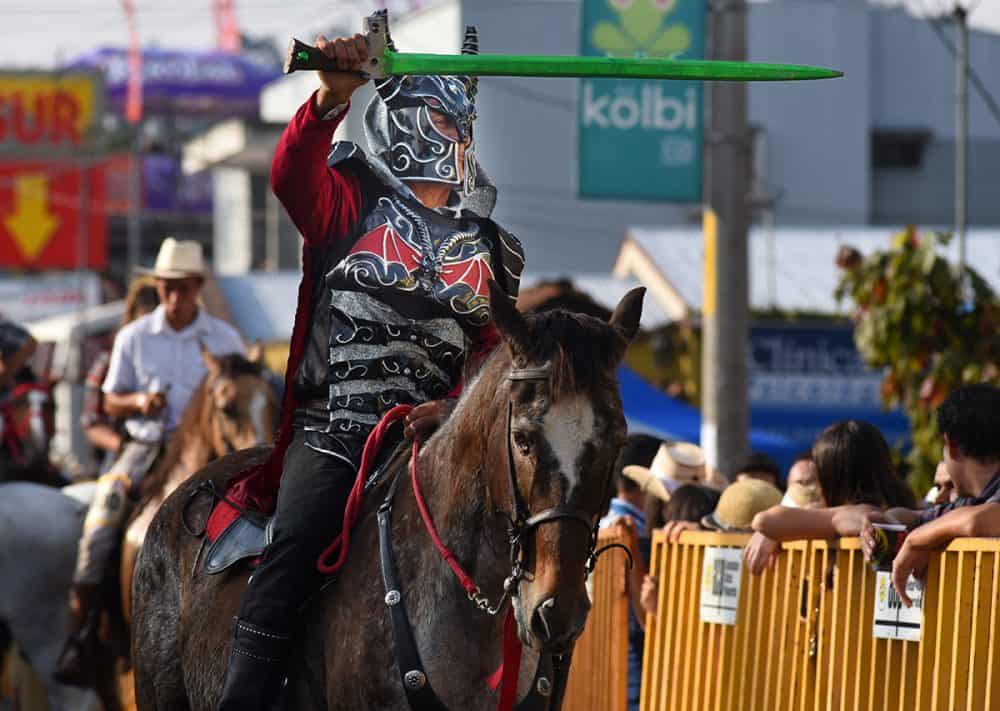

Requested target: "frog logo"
[{"left": 591, "top": 0, "right": 692, "bottom": 59}]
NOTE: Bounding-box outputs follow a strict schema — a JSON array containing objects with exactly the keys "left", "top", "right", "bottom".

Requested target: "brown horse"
[
  {"left": 131, "top": 283, "right": 644, "bottom": 711},
  {"left": 114, "top": 351, "right": 277, "bottom": 710},
  {"left": 122, "top": 350, "right": 280, "bottom": 621}
]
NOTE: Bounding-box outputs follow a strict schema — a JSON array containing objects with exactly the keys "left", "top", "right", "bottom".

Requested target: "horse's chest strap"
[
  {"left": 377, "top": 461, "right": 558, "bottom": 711},
  {"left": 377, "top": 471, "right": 450, "bottom": 711}
]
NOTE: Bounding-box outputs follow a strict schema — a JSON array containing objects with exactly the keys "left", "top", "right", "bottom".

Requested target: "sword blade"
[{"left": 384, "top": 51, "right": 842, "bottom": 82}]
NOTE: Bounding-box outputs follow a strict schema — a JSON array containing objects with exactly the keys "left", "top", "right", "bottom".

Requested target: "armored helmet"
[{"left": 365, "top": 20, "right": 481, "bottom": 196}]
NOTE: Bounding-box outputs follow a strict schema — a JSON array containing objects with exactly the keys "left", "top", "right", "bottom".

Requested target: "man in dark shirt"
[{"left": 861, "top": 383, "right": 1000, "bottom": 605}]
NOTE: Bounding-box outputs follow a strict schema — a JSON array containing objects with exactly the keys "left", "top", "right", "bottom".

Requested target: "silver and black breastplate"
[{"left": 301, "top": 194, "right": 497, "bottom": 467}]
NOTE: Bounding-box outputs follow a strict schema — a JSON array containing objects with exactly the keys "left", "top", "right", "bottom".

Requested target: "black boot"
[
  {"left": 217, "top": 618, "right": 289, "bottom": 711},
  {"left": 53, "top": 583, "right": 101, "bottom": 687}
]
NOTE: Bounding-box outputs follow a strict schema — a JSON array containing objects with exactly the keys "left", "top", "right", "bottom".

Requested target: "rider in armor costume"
[{"left": 217, "top": 18, "right": 524, "bottom": 710}]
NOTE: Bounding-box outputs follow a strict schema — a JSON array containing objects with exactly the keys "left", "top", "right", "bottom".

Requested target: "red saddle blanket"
[{"left": 204, "top": 496, "right": 249, "bottom": 545}]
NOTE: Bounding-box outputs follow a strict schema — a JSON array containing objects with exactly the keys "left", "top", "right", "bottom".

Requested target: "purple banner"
[{"left": 64, "top": 48, "right": 280, "bottom": 119}]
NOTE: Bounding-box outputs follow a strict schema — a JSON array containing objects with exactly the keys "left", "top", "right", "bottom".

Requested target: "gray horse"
[{"left": 0, "top": 482, "right": 99, "bottom": 711}]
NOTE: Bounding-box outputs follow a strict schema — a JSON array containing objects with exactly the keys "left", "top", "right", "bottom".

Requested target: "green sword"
[{"left": 284, "top": 12, "right": 841, "bottom": 82}]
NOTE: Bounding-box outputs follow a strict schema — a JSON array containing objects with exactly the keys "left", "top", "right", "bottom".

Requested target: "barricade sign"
[
  {"left": 872, "top": 571, "right": 923, "bottom": 641},
  {"left": 699, "top": 546, "right": 742, "bottom": 625}
]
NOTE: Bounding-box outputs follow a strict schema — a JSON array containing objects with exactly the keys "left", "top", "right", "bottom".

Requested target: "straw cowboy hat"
[
  {"left": 701, "top": 478, "right": 783, "bottom": 532},
  {"left": 622, "top": 442, "right": 709, "bottom": 503},
  {"left": 782, "top": 481, "right": 825, "bottom": 509},
  {"left": 139, "top": 238, "right": 206, "bottom": 279}
]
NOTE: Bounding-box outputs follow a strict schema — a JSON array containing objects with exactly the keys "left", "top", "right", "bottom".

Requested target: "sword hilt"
[{"left": 282, "top": 12, "right": 389, "bottom": 78}]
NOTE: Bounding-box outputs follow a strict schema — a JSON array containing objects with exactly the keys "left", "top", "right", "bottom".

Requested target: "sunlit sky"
[{"left": 1, "top": 0, "right": 997, "bottom": 69}]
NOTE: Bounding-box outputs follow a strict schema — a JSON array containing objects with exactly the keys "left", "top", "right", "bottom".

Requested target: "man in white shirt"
[{"left": 56, "top": 238, "right": 244, "bottom": 686}]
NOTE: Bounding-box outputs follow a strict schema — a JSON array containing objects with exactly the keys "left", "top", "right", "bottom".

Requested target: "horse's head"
[
  {"left": 199, "top": 350, "right": 279, "bottom": 456},
  {"left": 487, "top": 281, "right": 644, "bottom": 653}
]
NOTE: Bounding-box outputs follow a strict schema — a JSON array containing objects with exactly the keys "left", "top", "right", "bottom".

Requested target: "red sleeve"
[
  {"left": 447, "top": 324, "right": 501, "bottom": 399},
  {"left": 270, "top": 91, "right": 363, "bottom": 247}
]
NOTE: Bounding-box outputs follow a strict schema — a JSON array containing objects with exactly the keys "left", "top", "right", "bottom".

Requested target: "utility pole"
[
  {"left": 954, "top": 3, "right": 968, "bottom": 277},
  {"left": 701, "top": 0, "right": 751, "bottom": 477}
]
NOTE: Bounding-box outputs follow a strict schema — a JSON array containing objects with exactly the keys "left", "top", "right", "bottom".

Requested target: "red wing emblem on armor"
[
  {"left": 350, "top": 223, "right": 422, "bottom": 274},
  {"left": 438, "top": 253, "right": 495, "bottom": 298}
]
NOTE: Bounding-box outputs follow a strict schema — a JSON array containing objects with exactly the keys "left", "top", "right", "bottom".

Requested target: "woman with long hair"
[{"left": 744, "top": 420, "right": 916, "bottom": 574}]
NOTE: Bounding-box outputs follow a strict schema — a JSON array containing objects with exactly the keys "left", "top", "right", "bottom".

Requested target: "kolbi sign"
[{"left": 578, "top": 0, "right": 705, "bottom": 201}]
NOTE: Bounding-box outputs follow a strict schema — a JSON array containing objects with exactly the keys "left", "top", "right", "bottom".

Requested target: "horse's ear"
[
  {"left": 201, "top": 345, "right": 221, "bottom": 376},
  {"left": 246, "top": 342, "right": 265, "bottom": 365},
  {"left": 609, "top": 287, "right": 645, "bottom": 345},
  {"left": 488, "top": 279, "right": 530, "bottom": 354}
]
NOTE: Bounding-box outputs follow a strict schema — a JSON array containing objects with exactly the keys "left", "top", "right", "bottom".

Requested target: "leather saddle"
[
  {"left": 204, "top": 514, "right": 274, "bottom": 575},
  {"left": 203, "top": 424, "right": 407, "bottom": 576}
]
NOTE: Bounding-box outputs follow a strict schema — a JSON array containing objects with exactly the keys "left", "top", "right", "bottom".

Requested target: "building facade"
[{"left": 463, "top": 0, "right": 1000, "bottom": 272}]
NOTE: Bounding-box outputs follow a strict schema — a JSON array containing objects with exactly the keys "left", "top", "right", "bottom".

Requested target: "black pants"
[{"left": 237, "top": 430, "right": 354, "bottom": 632}]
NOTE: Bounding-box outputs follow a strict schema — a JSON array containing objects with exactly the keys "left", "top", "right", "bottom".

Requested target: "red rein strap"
[
  {"left": 316, "top": 404, "right": 412, "bottom": 574},
  {"left": 408, "top": 437, "right": 479, "bottom": 597},
  {"left": 408, "top": 419, "right": 523, "bottom": 711},
  {"left": 315, "top": 405, "right": 522, "bottom": 711}
]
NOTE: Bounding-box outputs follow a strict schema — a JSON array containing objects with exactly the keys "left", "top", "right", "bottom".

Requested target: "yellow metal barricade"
[
  {"left": 562, "top": 527, "right": 632, "bottom": 711},
  {"left": 639, "top": 531, "right": 811, "bottom": 711},
  {"left": 639, "top": 534, "right": 1000, "bottom": 711}
]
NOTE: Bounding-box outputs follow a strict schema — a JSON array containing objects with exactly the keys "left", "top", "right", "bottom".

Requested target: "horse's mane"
[
  {"left": 480, "top": 308, "right": 624, "bottom": 399},
  {"left": 137, "top": 354, "right": 263, "bottom": 503}
]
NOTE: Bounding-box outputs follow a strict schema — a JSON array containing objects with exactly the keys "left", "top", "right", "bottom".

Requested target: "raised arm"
[{"left": 269, "top": 34, "right": 370, "bottom": 246}]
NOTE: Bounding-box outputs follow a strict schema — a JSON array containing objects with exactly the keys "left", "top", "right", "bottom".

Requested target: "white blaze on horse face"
[
  {"left": 542, "top": 395, "right": 596, "bottom": 490},
  {"left": 249, "top": 389, "right": 268, "bottom": 445}
]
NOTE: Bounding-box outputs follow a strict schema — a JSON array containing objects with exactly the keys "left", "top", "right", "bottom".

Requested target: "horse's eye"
[{"left": 512, "top": 431, "right": 532, "bottom": 456}]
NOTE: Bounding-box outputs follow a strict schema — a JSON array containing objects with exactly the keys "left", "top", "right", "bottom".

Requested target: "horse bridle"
[{"left": 481, "top": 362, "right": 629, "bottom": 613}]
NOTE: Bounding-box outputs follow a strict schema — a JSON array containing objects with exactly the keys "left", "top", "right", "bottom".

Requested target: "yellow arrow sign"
[{"left": 4, "top": 173, "right": 61, "bottom": 263}]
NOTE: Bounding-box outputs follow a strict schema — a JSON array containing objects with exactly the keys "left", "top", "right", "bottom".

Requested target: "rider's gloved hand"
[
  {"left": 314, "top": 34, "right": 369, "bottom": 113},
  {"left": 404, "top": 400, "right": 456, "bottom": 441}
]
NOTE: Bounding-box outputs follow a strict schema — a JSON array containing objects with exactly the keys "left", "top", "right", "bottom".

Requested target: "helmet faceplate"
[{"left": 365, "top": 24, "right": 480, "bottom": 193}]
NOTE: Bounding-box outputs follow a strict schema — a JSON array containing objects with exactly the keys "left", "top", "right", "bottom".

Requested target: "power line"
[{"left": 927, "top": 16, "right": 1000, "bottom": 128}]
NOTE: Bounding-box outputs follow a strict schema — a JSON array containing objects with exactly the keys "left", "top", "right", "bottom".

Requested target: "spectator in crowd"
[
  {"left": 645, "top": 479, "right": 721, "bottom": 531},
  {"left": 639, "top": 484, "right": 722, "bottom": 617},
  {"left": 56, "top": 238, "right": 245, "bottom": 685},
  {"left": 744, "top": 419, "right": 916, "bottom": 574},
  {"left": 734, "top": 452, "right": 783, "bottom": 489},
  {"left": 601, "top": 434, "right": 662, "bottom": 534},
  {"left": 627, "top": 441, "right": 728, "bottom": 543},
  {"left": 860, "top": 384, "right": 1000, "bottom": 605},
  {"left": 600, "top": 433, "right": 661, "bottom": 711},
  {"left": 0, "top": 318, "right": 37, "bottom": 399},
  {"left": 81, "top": 278, "right": 161, "bottom": 475},
  {"left": 781, "top": 452, "right": 824, "bottom": 509},
  {"left": 702, "top": 478, "right": 783, "bottom": 532},
  {"left": 922, "top": 460, "right": 956, "bottom": 506}
]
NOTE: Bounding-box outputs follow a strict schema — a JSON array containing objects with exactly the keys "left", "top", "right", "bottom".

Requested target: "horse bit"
[{"left": 466, "top": 362, "right": 632, "bottom": 617}]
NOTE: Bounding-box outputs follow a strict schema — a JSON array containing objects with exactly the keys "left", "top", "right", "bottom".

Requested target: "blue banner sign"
[
  {"left": 578, "top": 0, "right": 705, "bottom": 201},
  {"left": 748, "top": 322, "right": 910, "bottom": 448}
]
